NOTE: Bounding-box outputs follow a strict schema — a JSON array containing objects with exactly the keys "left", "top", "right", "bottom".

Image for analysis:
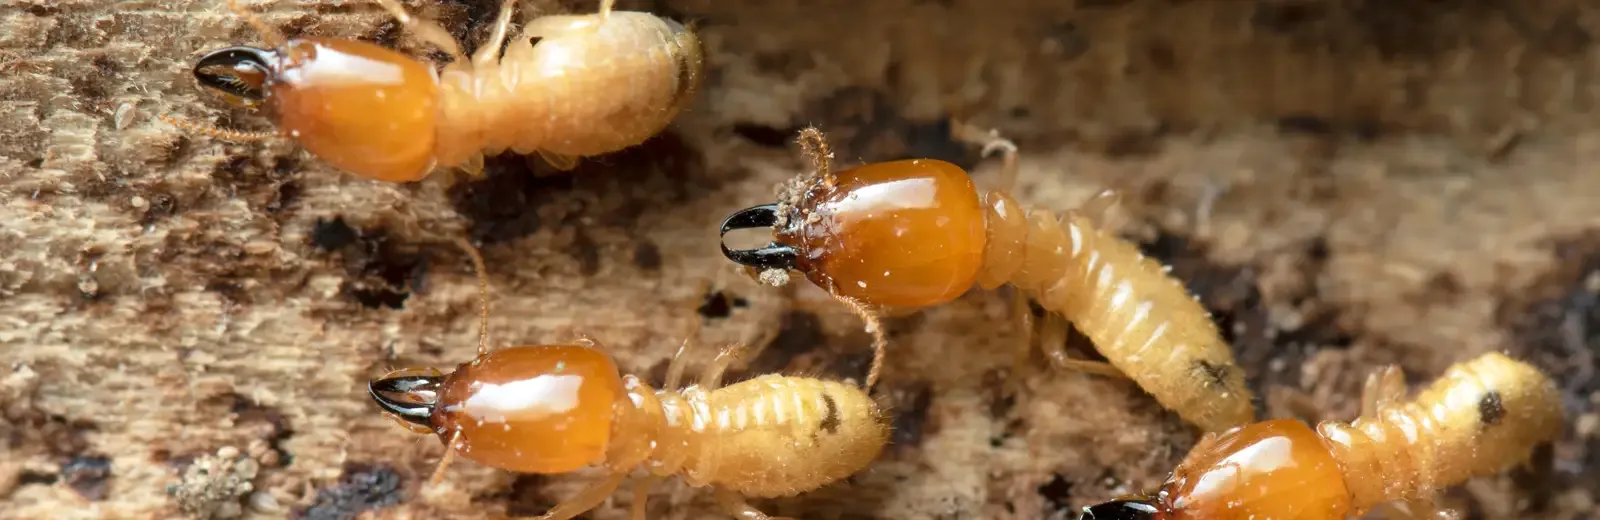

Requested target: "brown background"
[{"left": 0, "top": 0, "right": 1596, "bottom": 518}]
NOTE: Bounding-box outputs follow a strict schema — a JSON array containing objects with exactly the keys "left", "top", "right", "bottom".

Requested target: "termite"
[
  {"left": 1078, "top": 351, "right": 1564, "bottom": 520},
  {"left": 165, "top": 0, "right": 703, "bottom": 182},
  {"left": 716, "top": 126, "right": 1254, "bottom": 432},
  {"left": 367, "top": 239, "right": 891, "bottom": 520}
]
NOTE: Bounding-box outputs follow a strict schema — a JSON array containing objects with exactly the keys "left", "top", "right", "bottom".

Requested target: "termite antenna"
[
  {"left": 157, "top": 114, "right": 278, "bottom": 141},
  {"left": 452, "top": 237, "right": 491, "bottom": 357},
  {"left": 369, "top": 0, "right": 468, "bottom": 63},
  {"left": 829, "top": 292, "right": 887, "bottom": 391},
  {"left": 795, "top": 126, "right": 835, "bottom": 189},
  {"left": 223, "top": 0, "right": 286, "bottom": 48}
]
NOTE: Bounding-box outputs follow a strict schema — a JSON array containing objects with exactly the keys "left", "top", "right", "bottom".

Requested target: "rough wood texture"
[{"left": 2, "top": 0, "right": 1597, "bottom": 519}]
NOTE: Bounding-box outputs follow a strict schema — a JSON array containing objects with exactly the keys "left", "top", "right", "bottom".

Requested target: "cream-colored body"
[
  {"left": 609, "top": 374, "right": 891, "bottom": 499},
  {"left": 680, "top": 375, "right": 889, "bottom": 497},
  {"left": 1320, "top": 351, "right": 1563, "bottom": 515},
  {"left": 182, "top": 0, "right": 702, "bottom": 182},
  {"left": 977, "top": 190, "right": 1255, "bottom": 433},
  {"left": 434, "top": 9, "right": 703, "bottom": 171}
]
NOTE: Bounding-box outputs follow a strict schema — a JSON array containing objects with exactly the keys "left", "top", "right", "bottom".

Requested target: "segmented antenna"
[
  {"left": 223, "top": 0, "right": 286, "bottom": 48},
  {"left": 157, "top": 114, "right": 278, "bottom": 141}
]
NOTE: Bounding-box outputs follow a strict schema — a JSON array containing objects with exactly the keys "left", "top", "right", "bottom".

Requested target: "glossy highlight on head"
[
  {"left": 365, "top": 238, "right": 891, "bottom": 520},
  {"left": 723, "top": 158, "right": 987, "bottom": 309},
  {"left": 369, "top": 345, "right": 629, "bottom": 475},
  {"left": 191, "top": 37, "right": 442, "bottom": 182}
]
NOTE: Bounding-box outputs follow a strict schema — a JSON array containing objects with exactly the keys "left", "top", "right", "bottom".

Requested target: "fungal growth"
[
  {"left": 166, "top": 0, "right": 703, "bottom": 182},
  {"left": 1078, "top": 352, "right": 1564, "bottom": 520},
  {"left": 718, "top": 126, "right": 1254, "bottom": 432},
  {"left": 368, "top": 239, "right": 891, "bottom": 520}
]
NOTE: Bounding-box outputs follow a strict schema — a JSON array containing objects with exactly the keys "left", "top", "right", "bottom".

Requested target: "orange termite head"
[
  {"left": 718, "top": 159, "right": 989, "bottom": 309},
  {"left": 191, "top": 38, "right": 441, "bottom": 183},
  {"left": 367, "top": 343, "right": 629, "bottom": 474},
  {"left": 1078, "top": 497, "right": 1161, "bottom": 520}
]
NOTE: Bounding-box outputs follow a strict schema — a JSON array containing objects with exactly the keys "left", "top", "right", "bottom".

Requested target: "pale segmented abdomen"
[
  {"left": 977, "top": 191, "right": 1255, "bottom": 432},
  {"left": 685, "top": 374, "right": 889, "bottom": 498},
  {"left": 432, "top": 12, "right": 703, "bottom": 170},
  {"left": 1318, "top": 352, "right": 1563, "bottom": 514}
]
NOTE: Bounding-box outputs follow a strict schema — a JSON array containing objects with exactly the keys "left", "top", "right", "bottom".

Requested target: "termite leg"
[
  {"left": 1006, "top": 289, "right": 1037, "bottom": 388},
  {"left": 663, "top": 332, "right": 695, "bottom": 392},
  {"left": 1411, "top": 499, "right": 1462, "bottom": 520},
  {"left": 714, "top": 488, "right": 794, "bottom": 520},
  {"left": 1374, "top": 503, "right": 1414, "bottom": 520},
  {"left": 369, "top": 0, "right": 466, "bottom": 63},
  {"left": 470, "top": 0, "right": 518, "bottom": 66},
  {"left": 1037, "top": 310, "right": 1128, "bottom": 380},
  {"left": 1360, "top": 364, "right": 1408, "bottom": 418},
  {"left": 222, "top": 0, "right": 285, "bottom": 48},
  {"left": 1378, "top": 498, "right": 1459, "bottom": 520},
  {"left": 664, "top": 281, "right": 710, "bottom": 392},
  {"left": 950, "top": 120, "right": 1019, "bottom": 193},
  {"left": 458, "top": 153, "right": 486, "bottom": 179},
  {"left": 538, "top": 150, "right": 582, "bottom": 171},
  {"left": 700, "top": 344, "right": 748, "bottom": 391},
  {"left": 1068, "top": 189, "right": 1122, "bottom": 229},
  {"left": 597, "top": 0, "right": 615, "bottom": 21},
  {"left": 520, "top": 471, "right": 630, "bottom": 520},
  {"left": 629, "top": 475, "right": 665, "bottom": 520}
]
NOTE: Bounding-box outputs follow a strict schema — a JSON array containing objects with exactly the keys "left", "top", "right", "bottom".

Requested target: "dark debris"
[
  {"left": 294, "top": 464, "right": 404, "bottom": 520},
  {"left": 60, "top": 454, "right": 112, "bottom": 500},
  {"left": 1036, "top": 473, "right": 1075, "bottom": 514},
  {"left": 696, "top": 290, "right": 749, "bottom": 319},
  {"left": 632, "top": 240, "right": 663, "bottom": 271},
  {"left": 308, "top": 218, "right": 429, "bottom": 310},
  {"left": 448, "top": 131, "right": 711, "bottom": 246},
  {"left": 204, "top": 392, "right": 295, "bottom": 468},
  {"left": 887, "top": 381, "right": 936, "bottom": 448},
  {"left": 502, "top": 475, "right": 553, "bottom": 517},
  {"left": 740, "top": 310, "right": 829, "bottom": 377},
  {"left": 1136, "top": 230, "right": 1353, "bottom": 403},
  {"left": 1496, "top": 231, "right": 1600, "bottom": 502},
  {"left": 802, "top": 87, "right": 983, "bottom": 170}
]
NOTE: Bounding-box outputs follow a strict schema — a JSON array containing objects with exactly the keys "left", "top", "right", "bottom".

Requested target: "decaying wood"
[{"left": 2, "top": 0, "right": 1596, "bottom": 518}]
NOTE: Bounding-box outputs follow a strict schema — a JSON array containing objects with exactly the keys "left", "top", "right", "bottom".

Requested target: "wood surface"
[{"left": 1, "top": 0, "right": 1595, "bottom": 518}]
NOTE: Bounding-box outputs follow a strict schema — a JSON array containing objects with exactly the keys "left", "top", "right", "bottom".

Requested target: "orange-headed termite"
[
  {"left": 717, "top": 126, "right": 1253, "bottom": 432},
  {"left": 166, "top": 0, "right": 703, "bottom": 181},
  {"left": 368, "top": 239, "right": 891, "bottom": 520},
  {"left": 1078, "top": 351, "right": 1563, "bottom": 520}
]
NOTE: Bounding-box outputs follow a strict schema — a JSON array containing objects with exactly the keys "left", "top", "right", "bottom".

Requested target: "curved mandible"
[
  {"left": 718, "top": 204, "right": 798, "bottom": 271},
  {"left": 192, "top": 46, "right": 279, "bottom": 102},
  {"left": 367, "top": 374, "right": 443, "bottom": 428}
]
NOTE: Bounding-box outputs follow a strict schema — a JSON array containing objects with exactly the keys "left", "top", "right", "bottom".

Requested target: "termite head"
[
  {"left": 191, "top": 38, "right": 442, "bottom": 183},
  {"left": 1078, "top": 497, "right": 1160, "bottom": 520},
  {"left": 368, "top": 344, "right": 629, "bottom": 474},
  {"left": 718, "top": 158, "right": 988, "bottom": 309}
]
